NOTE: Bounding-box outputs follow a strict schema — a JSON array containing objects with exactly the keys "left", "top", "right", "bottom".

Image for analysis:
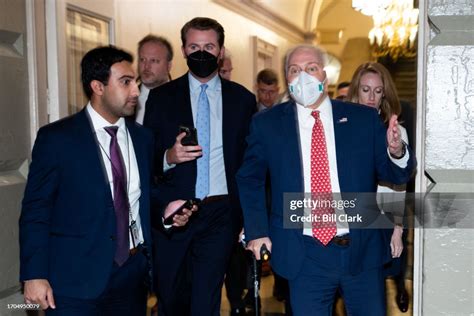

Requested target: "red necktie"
[{"left": 310, "top": 111, "right": 336, "bottom": 245}]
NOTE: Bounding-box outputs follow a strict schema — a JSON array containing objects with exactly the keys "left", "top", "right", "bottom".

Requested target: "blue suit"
[
  {"left": 236, "top": 99, "right": 416, "bottom": 315},
  {"left": 19, "top": 110, "right": 154, "bottom": 302}
]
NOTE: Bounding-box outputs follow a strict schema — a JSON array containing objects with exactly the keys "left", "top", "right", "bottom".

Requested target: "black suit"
[{"left": 144, "top": 73, "right": 256, "bottom": 315}]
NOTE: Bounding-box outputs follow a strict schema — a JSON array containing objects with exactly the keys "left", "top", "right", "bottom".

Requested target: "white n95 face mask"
[{"left": 288, "top": 71, "right": 325, "bottom": 107}]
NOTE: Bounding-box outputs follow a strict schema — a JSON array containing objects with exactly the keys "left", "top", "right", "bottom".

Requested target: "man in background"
[
  {"left": 218, "top": 50, "right": 233, "bottom": 80},
  {"left": 135, "top": 34, "right": 173, "bottom": 124},
  {"left": 256, "top": 68, "right": 280, "bottom": 111},
  {"left": 335, "top": 81, "right": 350, "bottom": 100}
]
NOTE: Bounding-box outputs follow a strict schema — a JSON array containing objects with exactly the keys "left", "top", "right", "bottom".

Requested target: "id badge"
[{"left": 129, "top": 220, "right": 140, "bottom": 247}]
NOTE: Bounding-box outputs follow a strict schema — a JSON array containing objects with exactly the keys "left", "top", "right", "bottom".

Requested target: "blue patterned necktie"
[
  {"left": 104, "top": 126, "right": 129, "bottom": 266},
  {"left": 195, "top": 84, "right": 210, "bottom": 199}
]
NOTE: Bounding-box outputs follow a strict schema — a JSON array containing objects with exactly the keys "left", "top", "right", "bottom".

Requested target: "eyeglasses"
[{"left": 287, "top": 62, "right": 323, "bottom": 77}]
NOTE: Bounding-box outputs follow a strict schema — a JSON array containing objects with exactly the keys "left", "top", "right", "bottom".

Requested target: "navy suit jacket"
[
  {"left": 236, "top": 99, "right": 416, "bottom": 279},
  {"left": 143, "top": 73, "right": 256, "bottom": 231},
  {"left": 19, "top": 110, "right": 154, "bottom": 299}
]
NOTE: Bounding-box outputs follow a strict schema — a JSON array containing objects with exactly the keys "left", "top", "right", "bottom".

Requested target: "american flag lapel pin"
[{"left": 338, "top": 117, "right": 348, "bottom": 123}]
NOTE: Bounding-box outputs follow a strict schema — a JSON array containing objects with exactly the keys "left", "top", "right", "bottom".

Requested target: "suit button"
[{"left": 110, "top": 235, "right": 116, "bottom": 241}]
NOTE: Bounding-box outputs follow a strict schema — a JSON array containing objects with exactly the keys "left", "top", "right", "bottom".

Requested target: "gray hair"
[{"left": 284, "top": 44, "right": 327, "bottom": 76}]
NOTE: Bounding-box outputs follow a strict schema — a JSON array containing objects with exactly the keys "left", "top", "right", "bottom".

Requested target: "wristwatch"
[{"left": 390, "top": 140, "right": 407, "bottom": 159}]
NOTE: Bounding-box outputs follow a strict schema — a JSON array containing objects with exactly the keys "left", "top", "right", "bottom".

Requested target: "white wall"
[
  {"left": 114, "top": 0, "right": 296, "bottom": 91},
  {"left": 65, "top": 0, "right": 115, "bottom": 17},
  {"left": 419, "top": 0, "right": 474, "bottom": 314}
]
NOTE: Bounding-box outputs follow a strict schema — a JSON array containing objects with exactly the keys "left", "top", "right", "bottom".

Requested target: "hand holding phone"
[
  {"left": 163, "top": 199, "right": 201, "bottom": 225},
  {"left": 165, "top": 128, "right": 202, "bottom": 165},
  {"left": 179, "top": 126, "right": 198, "bottom": 146}
]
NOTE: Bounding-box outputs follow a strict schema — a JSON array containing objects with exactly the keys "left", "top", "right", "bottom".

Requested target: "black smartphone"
[
  {"left": 163, "top": 198, "right": 201, "bottom": 225},
  {"left": 179, "top": 126, "right": 198, "bottom": 146}
]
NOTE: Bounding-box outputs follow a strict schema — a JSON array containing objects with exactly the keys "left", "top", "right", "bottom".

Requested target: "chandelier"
[
  {"left": 352, "top": 0, "right": 391, "bottom": 16},
  {"left": 367, "top": 0, "right": 419, "bottom": 61}
]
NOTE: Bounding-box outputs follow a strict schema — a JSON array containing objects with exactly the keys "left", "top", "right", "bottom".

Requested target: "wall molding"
[{"left": 212, "top": 0, "right": 314, "bottom": 43}]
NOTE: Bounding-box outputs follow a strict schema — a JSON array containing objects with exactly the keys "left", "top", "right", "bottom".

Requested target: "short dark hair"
[
  {"left": 81, "top": 46, "right": 133, "bottom": 99},
  {"left": 181, "top": 17, "right": 225, "bottom": 48},
  {"left": 138, "top": 34, "right": 174, "bottom": 62},
  {"left": 337, "top": 81, "right": 351, "bottom": 90},
  {"left": 257, "top": 69, "right": 279, "bottom": 85}
]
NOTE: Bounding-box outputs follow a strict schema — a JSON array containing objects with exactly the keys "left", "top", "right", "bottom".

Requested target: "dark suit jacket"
[
  {"left": 236, "top": 99, "right": 416, "bottom": 279},
  {"left": 19, "top": 109, "right": 154, "bottom": 299},
  {"left": 143, "top": 73, "right": 256, "bottom": 231}
]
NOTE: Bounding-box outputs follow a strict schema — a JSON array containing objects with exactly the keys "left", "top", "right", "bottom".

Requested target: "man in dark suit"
[
  {"left": 144, "top": 17, "right": 256, "bottom": 316},
  {"left": 237, "top": 44, "right": 416, "bottom": 315},
  {"left": 19, "top": 46, "right": 193, "bottom": 315}
]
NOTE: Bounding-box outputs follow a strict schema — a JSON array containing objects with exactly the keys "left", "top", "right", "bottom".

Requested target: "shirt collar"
[
  {"left": 140, "top": 85, "right": 150, "bottom": 94},
  {"left": 86, "top": 102, "right": 125, "bottom": 132},
  {"left": 296, "top": 95, "right": 333, "bottom": 122},
  {"left": 188, "top": 72, "right": 220, "bottom": 93}
]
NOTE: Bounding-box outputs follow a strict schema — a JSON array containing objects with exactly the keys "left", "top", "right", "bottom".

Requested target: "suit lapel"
[
  {"left": 126, "top": 121, "right": 147, "bottom": 191},
  {"left": 75, "top": 110, "right": 113, "bottom": 201},
  {"left": 221, "top": 79, "right": 232, "bottom": 168},
  {"left": 280, "top": 103, "right": 304, "bottom": 193},
  {"left": 177, "top": 74, "right": 195, "bottom": 128}
]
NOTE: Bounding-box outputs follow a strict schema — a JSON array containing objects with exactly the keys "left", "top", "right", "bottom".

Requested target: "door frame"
[{"left": 44, "top": 0, "right": 114, "bottom": 123}]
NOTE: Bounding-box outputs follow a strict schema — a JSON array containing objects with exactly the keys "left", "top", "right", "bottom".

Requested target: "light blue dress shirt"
[{"left": 163, "top": 73, "right": 228, "bottom": 197}]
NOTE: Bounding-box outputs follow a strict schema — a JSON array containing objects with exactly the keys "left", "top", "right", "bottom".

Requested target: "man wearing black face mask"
[{"left": 144, "top": 17, "right": 256, "bottom": 316}]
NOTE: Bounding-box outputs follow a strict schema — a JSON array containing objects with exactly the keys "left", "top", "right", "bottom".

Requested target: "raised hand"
[{"left": 387, "top": 115, "right": 404, "bottom": 158}]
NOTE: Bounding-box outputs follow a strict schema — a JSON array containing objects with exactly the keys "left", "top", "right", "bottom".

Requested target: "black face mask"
[{"left": 186, "top": 50, "right": 219, "bottom": 78}]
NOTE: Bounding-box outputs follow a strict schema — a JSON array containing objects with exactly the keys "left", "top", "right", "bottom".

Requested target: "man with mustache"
[{"left": 19, "top": 46, "right": 193, "bottom": 315}]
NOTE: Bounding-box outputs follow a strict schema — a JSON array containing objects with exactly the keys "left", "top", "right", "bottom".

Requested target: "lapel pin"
[{"left": 338, "top": 117, "right": 348, "bottom": 123}]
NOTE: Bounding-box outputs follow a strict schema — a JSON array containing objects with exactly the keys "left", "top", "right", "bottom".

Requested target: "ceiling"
[{"left": 214, "top": 0, "right": 373, "bottom": 58}]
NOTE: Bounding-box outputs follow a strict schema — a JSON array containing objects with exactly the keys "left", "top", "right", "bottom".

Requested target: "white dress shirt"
[
  {"left": 257, "top": 102, "right": 271, "bottom": 112},
  {"left": 296, "top": 97, "right": 348, "bottom": 237},
  {"left": 164, "top": 73, "right": 228, "bottom": 197},
  {"left": 87, "top": 103, "right": 144, "bottom": 247},
  {"left": 135, "top": 85, "right": 150, "bottom": 124}
]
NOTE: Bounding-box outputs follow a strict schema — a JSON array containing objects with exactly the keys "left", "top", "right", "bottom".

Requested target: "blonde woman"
[{"left": 347, "top": 62, "right": 411, "bottom": 313}]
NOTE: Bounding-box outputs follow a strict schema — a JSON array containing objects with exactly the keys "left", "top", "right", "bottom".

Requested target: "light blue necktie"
[{"left": 196, "top": 84, "right": 210, "bottom": 199}]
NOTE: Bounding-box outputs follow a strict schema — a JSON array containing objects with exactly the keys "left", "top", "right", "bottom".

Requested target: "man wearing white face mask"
[{"left": 236, "top": 44, "right": 416, "bottom": 316}]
